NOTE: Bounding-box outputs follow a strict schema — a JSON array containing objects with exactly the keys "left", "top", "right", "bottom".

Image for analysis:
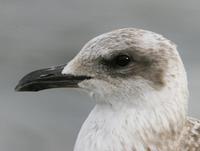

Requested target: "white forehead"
[{"left": 79, "top": 28, "right": 176, "bottom": 57}]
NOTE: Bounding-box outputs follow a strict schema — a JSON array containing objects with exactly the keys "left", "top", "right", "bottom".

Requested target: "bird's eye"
[{"left": 115, "top": 55, "right": 131, "bottom": 67}]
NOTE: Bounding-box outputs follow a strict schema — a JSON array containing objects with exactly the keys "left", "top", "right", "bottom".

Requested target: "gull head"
[
  {"left": 16, "top": 28, "right": 188, "bottom": 109},
  {"left": 62, "top": 28, "right": 188, "bottom": 106},
  {"left": 15, "top": 28, "right": 190, "bottom": 151}
]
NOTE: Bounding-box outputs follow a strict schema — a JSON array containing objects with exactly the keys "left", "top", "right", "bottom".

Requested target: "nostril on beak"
[{"left": 40, "top": 74, "right": 54, "bottom": 78}]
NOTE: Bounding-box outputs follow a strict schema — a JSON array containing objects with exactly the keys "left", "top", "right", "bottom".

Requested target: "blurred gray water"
[{"left": 0, "top": 0, "right": 200, "bottom": 150}]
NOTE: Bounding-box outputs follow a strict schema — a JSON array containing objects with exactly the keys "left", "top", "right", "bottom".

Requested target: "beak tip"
[
  {"left": 15, "top": 82, "right": 23, "bottom": 92},
  {"left": 15, "top": 84, "right": 41, "bottom": 92},
  {"left": 15, "top": 81, "right": 41, "bottom": 92},
  {"left": 14, "top": 84, "right": 26, "bottom": 92},
  {"left": 15, "top": 86, "right": 20, "bottom": 92}
]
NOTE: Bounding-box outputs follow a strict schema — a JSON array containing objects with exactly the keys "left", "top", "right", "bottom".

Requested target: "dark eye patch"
[
  {"left": 98, "top": 49, "right": 154, "bottom": 78},
  {"left": 96, "top": 48, "right": 167, "bottom": 89},
  {"left": 100, "top": 52, "right": 135, "bottom": 69}
]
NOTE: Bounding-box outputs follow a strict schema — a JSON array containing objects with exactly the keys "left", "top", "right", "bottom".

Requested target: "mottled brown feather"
[{"left": 179, "top": 118, "right": 200, "bottom": 151}]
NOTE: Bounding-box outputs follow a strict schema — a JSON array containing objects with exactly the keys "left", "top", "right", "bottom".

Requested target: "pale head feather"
[{"left": 62, "top": 28, "right": 189, "bottom": 151}]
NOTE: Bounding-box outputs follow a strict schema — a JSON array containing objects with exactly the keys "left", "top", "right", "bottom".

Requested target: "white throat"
[{"left": 74, "top": 80, "right": 188, "bottom": 151}]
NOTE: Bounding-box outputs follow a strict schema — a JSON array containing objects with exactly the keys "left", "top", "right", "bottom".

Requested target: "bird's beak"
[{"left": 15, "top": 64, "right": 91, "bottom": 92}]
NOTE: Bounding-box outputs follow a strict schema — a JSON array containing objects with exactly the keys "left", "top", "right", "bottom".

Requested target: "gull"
[{"left": 15, "top": 28, "right": 200, "bottom": 151}]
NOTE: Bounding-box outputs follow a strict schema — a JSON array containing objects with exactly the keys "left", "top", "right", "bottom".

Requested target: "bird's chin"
[
  {"left": 78, "top": 79, "right": 116, "bottom": 102},
  {"left": 78, "top": 79, "right": 96, "bottom": 92}
]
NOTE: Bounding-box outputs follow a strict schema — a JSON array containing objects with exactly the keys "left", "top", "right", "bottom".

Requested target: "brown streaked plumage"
[{"left": 179, "top": 118, "right": 200, "bottom": 151}]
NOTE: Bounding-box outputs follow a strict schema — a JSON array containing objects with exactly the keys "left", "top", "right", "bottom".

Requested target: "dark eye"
[{"left": 115, "top": 55, "right": 131, "bottom": 67}]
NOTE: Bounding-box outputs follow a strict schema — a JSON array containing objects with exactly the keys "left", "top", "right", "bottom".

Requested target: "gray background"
[{"left": 0, "top": 0, "right": 200, "bottom": 150}]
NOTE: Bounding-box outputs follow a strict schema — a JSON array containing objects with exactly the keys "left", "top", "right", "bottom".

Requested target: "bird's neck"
[{"left": 74, "top": 99, "right": 186, "bottom": 151}]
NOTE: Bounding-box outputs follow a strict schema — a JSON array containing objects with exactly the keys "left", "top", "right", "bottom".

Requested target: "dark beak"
[{"left": 15, "top": 64, "right": 91, "bottom": 92}]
